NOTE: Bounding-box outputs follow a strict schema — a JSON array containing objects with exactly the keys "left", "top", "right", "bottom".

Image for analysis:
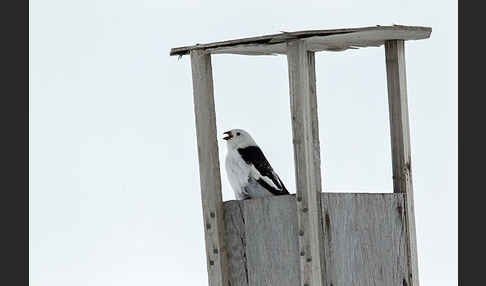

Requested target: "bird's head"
[{"left": 223, "top": 129, "right": 257, "bottom": 150}]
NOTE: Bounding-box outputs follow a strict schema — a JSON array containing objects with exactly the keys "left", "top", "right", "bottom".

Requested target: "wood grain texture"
[
  {"left": 305, "top": 28, "right": 429, "bottom": 52},
  {"left": 223, "top": 201, "right": 248, "bottom": 286},
  {"left": 244, "top": 196, "right": 300, "bottom": 286},
  {"left": 207, "top": 43, "right": 286, "bottom": 56},
  {"left": 223, "top": 196, "right": 300, "bottom": 286},
  {"left": 287, "top": 40, "right": 326, "bottom": 286},
  {"left": 385, "top": 40, "right": 420, "bottom": 286},
  {"left": 223, "top": 194, "right": 410, "bottom": 286},
  {"left": 170, "top": 25, "right": 431, "bottom": 56},
  {"left": 190, "top": 50, "right": 229, "bottom": 286},
  {"left": 320, "top": 193, "right": 409, "bottom": 286}
]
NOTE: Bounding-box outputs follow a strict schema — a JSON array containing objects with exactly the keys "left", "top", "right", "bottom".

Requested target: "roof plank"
[{"left": 169, "top": 25, "right": 431, "bottom": 56}]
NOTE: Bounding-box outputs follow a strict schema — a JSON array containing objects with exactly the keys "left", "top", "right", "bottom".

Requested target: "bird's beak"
[{"left": 223, "top": 131, "right": 233, "bottom": 140}]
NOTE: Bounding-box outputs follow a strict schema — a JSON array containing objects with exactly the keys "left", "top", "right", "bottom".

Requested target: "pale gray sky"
[{"left": 30, "top": 0, "right": 457, "bottom": 285}]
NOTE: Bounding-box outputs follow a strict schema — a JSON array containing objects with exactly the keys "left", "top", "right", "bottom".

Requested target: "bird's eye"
[{"left": 236, "top": 132, "right": 241, "bottom": 136}]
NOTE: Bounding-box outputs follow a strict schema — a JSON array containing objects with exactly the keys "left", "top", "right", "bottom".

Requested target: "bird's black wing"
[{"left": 237, "top": 146, "right": 289, "bottom": 196}]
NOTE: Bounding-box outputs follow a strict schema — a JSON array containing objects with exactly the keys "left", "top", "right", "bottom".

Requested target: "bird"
[{"left": 222, "top": 129, "right": 289, "bottom": 200}]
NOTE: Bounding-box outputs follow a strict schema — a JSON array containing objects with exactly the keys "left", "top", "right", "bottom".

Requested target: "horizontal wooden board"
[
  {"left": 170, "top": 25, "right": 431, "bottom": 56},
  {"left": 223, "top": 193, "right": 410, "bottom": 286}
]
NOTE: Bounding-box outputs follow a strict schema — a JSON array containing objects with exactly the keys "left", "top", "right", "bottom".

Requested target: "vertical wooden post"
[
  {"left": 287, "top": 40, "right": 326, "bottom": 286},
  {"left": 190, "top": 49, "right": 229, "bottom": 286},
  {"left": 385, "top": 40, "right": 420, "bottom": 286}
]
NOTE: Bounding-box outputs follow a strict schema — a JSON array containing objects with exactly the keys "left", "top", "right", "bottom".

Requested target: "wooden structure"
[{"left": 170, "top": 25, "right": 431, "bottom": 286}]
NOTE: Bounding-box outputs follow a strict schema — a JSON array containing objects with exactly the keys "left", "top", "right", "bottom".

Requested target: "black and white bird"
[{"left": 223, "top": 129, "right": 289, "bottom": 200}]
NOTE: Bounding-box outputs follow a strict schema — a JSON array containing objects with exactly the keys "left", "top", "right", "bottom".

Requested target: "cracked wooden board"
[
  {"left": 170, "top": 25, "right": 431, "bottom": 56},
  {"left": 223, "top": 193, "right": 409, "bottom": 286},
  {"left": 224, "top": 196, "right": 300, "bottom": 286},
  {"left": 223, "top": 200, "right": 249, "bottom": 286}
]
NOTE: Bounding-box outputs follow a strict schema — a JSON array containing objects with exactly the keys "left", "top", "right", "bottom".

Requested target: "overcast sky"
[{"left": 30, "top": 0, "right": 457, "bottom": 285}]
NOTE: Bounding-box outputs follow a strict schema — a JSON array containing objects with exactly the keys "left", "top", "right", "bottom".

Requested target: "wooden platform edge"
[{"left": 170, "top": 25, "right": 432, "bottom": 56}]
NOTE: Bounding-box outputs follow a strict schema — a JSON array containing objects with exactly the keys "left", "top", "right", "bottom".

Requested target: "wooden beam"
[
  {"left": 287, "top": 39, "right": 326, "bottom": 286},
  {"left": 385, "top": 40, "right": 420, "bottom": 286},
  {"left": 190, "top": 49, "right": 229, "bottom": 286}
]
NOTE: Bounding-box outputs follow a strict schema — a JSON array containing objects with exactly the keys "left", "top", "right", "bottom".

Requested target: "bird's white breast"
[{"left": 225, "top": 149, "right": 251, "bottom": 200}]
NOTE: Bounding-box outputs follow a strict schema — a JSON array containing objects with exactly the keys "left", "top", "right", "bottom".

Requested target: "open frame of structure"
[{"left": 170, "top": 25, "right": 432, "bottom": 286}]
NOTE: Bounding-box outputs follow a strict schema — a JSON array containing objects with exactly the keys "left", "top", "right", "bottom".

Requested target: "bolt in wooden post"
[
  {"left": 385, "top": 40, "right": 420, "bottom": 286},
  {"left": 287, "top": 39, "right": 326, "bottom": 286},
  {"left": 190, "top": 49, "right": 229, "bottom": 286}
]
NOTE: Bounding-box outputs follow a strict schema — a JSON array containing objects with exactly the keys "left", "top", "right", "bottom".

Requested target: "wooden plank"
[
  {"left": 223, "top": 193, "right": 410, "bottom": 286},
  {"left": 207, "top": 43, "right": 286, "bottom": 55},
  {"left": 305, "top": 28, "right": 430, "bottom": 52},
  {"left": 223, "top": 197, "right": 300, "bottom": 286},
  {"left": 190, "top": 49, "right": 229, "bottom": 286},
  {"left": 244, "top": 196, "right": 300, "bottom": 286},
  {"left": 223, "top": 201, "right": 248, "bottom": 286},
  {"left": 320, "top": 193, "right": 409, "bottom": 286},
  {"left": 385, "top": 40, "right": 420, "bottom": 286},
  {"left": 208, "top": 28, "right": 430, "bottom": 55},
  {"left": 287, "top": 39, "right": 326, "bottom": 286},
  {"left": 170, "top": 25, "right": 431, "bottom": 56}
]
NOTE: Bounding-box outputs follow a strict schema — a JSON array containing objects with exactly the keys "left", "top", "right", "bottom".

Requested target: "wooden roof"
[{"left": 170, "top": 25, "right": 431, "bottom": 56}]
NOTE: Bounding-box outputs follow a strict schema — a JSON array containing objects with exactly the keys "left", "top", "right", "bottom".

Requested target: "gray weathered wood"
[
  {"left": 223, "top": 196, "right": 300, "bottom": 286},
  {"left": 170, "top": 25, "right": 431, "bottom": 56},
  {"left": 190, "top": 49, "right": 229, "bottom": 286},
  {"left": 245, "top": 196, "right": 300, "bottom": 286},
  {"left": 223, "top": 194, "right": 410, "bottom": 286},
  {"left": 223, "top": 201, "right": 248, "bottom": 286},
  {"left": 207, "top": 43, "right": 286, "bottom": 56},
  {"left": 287, "top": 39, "right": 326, "bottom": 286},
  {"left": 385, "top": 40, "right": 420, "bottom": 286},
  {"left": 305, "top": 28, "right": 429, "bottom": 52},
  {"left": 321, "top": 193, "right": 409, "bottom": 286}
]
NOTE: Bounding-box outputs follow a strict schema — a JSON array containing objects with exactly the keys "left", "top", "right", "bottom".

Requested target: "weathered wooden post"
[
  {"left": 190, "top": 49, "right": 230, "bottom": 286},
  {"left": 287, "top": 39, "right": 326, "bottom": 286},
  {"left": 385, "top": 39, "right": 420, "bottom": 286},
  {"left": 170, "top": 25, "right": 431, "bottom": 286}
]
